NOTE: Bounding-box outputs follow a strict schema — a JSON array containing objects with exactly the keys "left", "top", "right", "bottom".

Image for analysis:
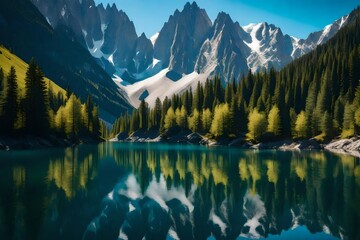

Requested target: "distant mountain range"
[{"left": 18, "top": 1, "right": 352, "bottom": 107}]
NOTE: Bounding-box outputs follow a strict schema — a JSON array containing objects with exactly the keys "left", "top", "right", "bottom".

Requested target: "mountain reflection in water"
[{"left": 0, "top": 143, "right": 359, "bottom": 240}]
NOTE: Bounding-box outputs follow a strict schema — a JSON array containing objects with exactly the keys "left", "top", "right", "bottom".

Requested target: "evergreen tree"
[
  {"left": 203, "top": 79, "right": 213, "bottom": 110},
  {"left": 213, "top": 76, "right": 224, "bottom": 107},
  {"left": 192, "top": 82, "right": 203, "bottom": 111},
  {"left": 66, "top": 84, "right": 72, "bottom": 99},
  {"left": 85, "top": 95, "right": 94, "bottom": 133},
  {"left": 175, "top": 106, "right": 187, "bottom": 128},
  {"left": 289, "top": 108, "right": 297, "bottom": 137},
  {"left": 164, "top": 107, "right": 176, "bottom": 131},
  {"left": 1, "top": 67, "right": 19, "bottom": 133},
  {"left": 55, "top": 106, "right": 66, "bottom": 134},
  {"left": 24, "top": 60, "right": 49, "bottom": 134},
  {"left": 246, "top": 108, "right": 267, "bottom": 142},
  {"left": 210, "top": 104, "right": 232, "bottom": 138},
  {"left": 92, "top": 106, "right": 100, "bottom": 138},
  {"left": 342, "top": 103, "right": 355, "bottom": 137},
  {"left": 188, "top": 109, "right": 201, "bottom": 133},
  {"left": 64, "top": 94, "right": 82, "bottom": 140},
  {"left": 130, "top": 110, "right": 140, "bottom": 133},
  {"left": 138, "top": 99, "right": 148, "bottom": 130},
  {"left": 294, "top": 111, "right": 308, "bottom": 139},
  {"left": 321, "top": 111, "right": 333, "bottom": 138},
  {"left": 267, "top": 105, "right": 281, "bottom": 136},
  {"left": 201, "top": 109, "right": 212, "bottom": 133}
]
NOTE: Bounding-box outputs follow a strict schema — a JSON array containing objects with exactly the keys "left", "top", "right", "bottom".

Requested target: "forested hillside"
[
  {"left": 0, "top": 0, "right": 132, "bottom": 122},
  {"left": 111, "top": 7, "right": 360, "bottom": 142},
  {"left": 0, "top": 46, "right": 104, "bottom": 141}
]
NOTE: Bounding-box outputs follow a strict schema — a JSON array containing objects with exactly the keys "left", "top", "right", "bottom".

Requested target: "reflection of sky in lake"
[{"left": 0, "top": 143, "right": 359, "bottom": 239}]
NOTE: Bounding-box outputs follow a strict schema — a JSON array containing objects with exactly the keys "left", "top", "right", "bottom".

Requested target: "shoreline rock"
[
  {"left": 111, "top": 130, "right": 360, "bottom": 157},
  {"left": 324, "top": 137, "right": 360, "bottom": 158}
]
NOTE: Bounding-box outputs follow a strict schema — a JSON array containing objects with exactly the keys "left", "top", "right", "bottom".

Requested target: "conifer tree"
[
  {"left": 201, "top": 109, "right": 212, "bottom": 133},
  {"left": 130, "top": 110, "right": 140, "bottom": 133},
  {"left": 342, "top": 103, "right": 355, "bottom": 136},
  {"left": 1, "top": 67, "right": 19, "bottom": 133},
  {"left": 24, "top": 60, "right": 49, "bottom": 134},
  {"left": 92, "top": 107, "right": 100, "bottom": 138},
  {"left": 164, "top": 107, "right": 177, "bottom": 132},
  {"left": 85, "top": 95, "right": 94, "bottom": 132},
  {"left": 294, "top": 111, "right": 308, "bottom": 139},
  {"left": 267, "top": 105, "right": 281, "bottom": 136},
  {"left": 138, "top": 99, "right": 148, "bottom": 130},
  {"left": 153, "top": 98, "right": 162, "bottom": 127},
  {"left": 203, "top": 79, "right": 213, "bottom": 110},
  {"left": 188, "top": 109, "right": 201, "bottom": 133},
  {"left": 175, "top": 106, "right": 187, "bottom": 128},
  {"left": 321, "top": 111, "right": 333, "bottom": 138},
  {"left": 210, "top": 104, "right": 231, "bottom": 138},
  {"left": 246, "top": 108, "right": 267, "bottom": 142},
  {"left": 55, "top": 106, "right": 66, "bottom": 134},
  {"left": 64, "top": 94, "right": 82, "bottom": 140}
]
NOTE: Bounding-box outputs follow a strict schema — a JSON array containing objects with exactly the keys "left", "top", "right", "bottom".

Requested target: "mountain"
[
  {"left": 154, "top": 2, "right": 212, "bottom": 76},
  {"left": 29, "top": 0, "right": 350, "bottom": 108},
  {"left": 31, "top": 0, "right": 154, "bottom": 77},
  {"left": 195, "top": 12, "right": 250, "bottom": 81},
  {"left": 0, "top": 0, "right": 131, "bottom": 122}
]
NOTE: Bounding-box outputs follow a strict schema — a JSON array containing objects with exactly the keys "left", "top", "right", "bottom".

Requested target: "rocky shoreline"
[
  {"left": 324, "top": 138, "right": 360, "bottom": 158},
  {"left": 2, "top": 131, "right": 360, "bottom": 157},
  {"left": 111, "top": 130, "right": 360, "bottom": 157}
]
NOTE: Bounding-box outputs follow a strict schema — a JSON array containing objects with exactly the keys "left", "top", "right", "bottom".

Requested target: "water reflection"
[{"left": 0, "top": 143, "right": 359, "bottom": 240}]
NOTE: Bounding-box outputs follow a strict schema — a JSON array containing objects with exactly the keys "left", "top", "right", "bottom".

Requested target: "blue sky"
[{"left": 94, "top": 0, "right": 359, "bottom": 39}]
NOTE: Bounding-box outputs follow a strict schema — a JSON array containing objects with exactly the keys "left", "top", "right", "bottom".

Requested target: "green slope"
[{"left": 0, "top": 45, "right": 65, "bottom": 96}]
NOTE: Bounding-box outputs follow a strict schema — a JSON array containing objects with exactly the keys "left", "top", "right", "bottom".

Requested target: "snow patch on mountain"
[
  {"left": 114, "top": 66, "right": 213, "bottom": 108},
  {"left": 243, "top": 23, "right": 266, "bottom": 72},
  {"left": 150, "top": 32, "right": 159, "bottom": 46}
]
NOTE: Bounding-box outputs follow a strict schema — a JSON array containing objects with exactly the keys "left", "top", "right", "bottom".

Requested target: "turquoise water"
[{"left": 0, "top": 143, "right": 359, "bottom": 240}]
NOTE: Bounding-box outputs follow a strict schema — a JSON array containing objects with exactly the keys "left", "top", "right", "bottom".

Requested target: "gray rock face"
[
  {"left": 154, "top": 2, "right": 212, "bottom": 74},
  {"left": 242, "top": 22, "right": 294, "bottom": 72},
  {"left": 196, "top": 12, "right": 250, "bottom": 82},
  {"left": 131, "top": 33, "right": 154, "bottom": 74}
]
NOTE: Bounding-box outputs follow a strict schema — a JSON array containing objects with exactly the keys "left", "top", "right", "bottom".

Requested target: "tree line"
[
  {"left": 111, "top": 10, "right": 360, "bottom": 143},
  {"left": 0, "top": 60, "right": 102, "bottom": 141}
]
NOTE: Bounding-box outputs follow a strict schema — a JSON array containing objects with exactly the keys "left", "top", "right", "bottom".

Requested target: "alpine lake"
[{"left": 0, "top": 143, "right": 359, "bottom": 240}]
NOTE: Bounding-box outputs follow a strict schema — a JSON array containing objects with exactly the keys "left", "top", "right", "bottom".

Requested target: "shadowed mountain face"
[
  {"left": 31, "top": 0, "right": 153, "bottom": 76},
  {"left": 1, "top": 143, "right": 359, "bottom": 240},
  {"left": 0, "top": 0, "right": 132, "bottom": 122}
]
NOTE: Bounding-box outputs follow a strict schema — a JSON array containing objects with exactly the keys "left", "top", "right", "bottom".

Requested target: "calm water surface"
[{"left": 0, "top": 143, "right": 359, "bottom": 240}]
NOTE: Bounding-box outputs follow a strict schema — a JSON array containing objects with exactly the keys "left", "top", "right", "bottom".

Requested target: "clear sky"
[{"left": 94, "top": 0, "right": 360, "bottom": 39}]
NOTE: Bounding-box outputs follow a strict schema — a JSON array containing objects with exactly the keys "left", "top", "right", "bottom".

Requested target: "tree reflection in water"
[{"left": 0, "top": 143, "right": 359, "bottom": 240}]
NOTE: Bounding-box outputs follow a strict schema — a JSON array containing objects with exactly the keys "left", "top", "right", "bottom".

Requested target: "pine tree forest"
[
  {"left": 0, "top": 60, "right": 101, "bottom": 141},
  {"left": 111, "top": 16, "right": 360, "bottom": 143}
]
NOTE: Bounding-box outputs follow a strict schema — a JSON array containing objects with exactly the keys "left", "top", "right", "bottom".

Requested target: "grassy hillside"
[{"left": 0, "top": 45, "right": 65, "bottom": 95}]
